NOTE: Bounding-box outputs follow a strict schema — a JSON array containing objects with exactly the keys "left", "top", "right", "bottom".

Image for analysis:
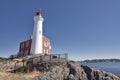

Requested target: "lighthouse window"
[
  {"left": 21, "top": 43, "right": 24, "bottom": 48},
  {"left": 44, "top": 41, "right": 48, "bottom": 47},
  {"left": 26, "top": 41, "right": 29, "bottom": 47}
]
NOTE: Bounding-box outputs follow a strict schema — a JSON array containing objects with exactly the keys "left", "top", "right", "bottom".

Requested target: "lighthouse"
[
  {"left": 30, "top": 10, "right": 44, "bottom": 54},
  {"left": 18, "top": 10, "right": 51, "bottom": 56}
]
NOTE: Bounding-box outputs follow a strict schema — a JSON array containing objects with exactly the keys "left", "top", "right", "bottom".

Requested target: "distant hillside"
[
  {"left": 80, "top": 59, "right": 120, "bottom": 63},
  {"left": 0, "top": 57, "right": 8, "bottom": 61}
]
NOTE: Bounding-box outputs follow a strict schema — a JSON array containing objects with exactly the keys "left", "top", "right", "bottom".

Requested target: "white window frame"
[{"left": 44, "top": 41, "right": 48, "bottom": 47}]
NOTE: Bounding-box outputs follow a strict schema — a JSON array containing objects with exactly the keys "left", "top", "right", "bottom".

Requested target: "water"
[{"left": 81, "top": 62, "right": 120, "bottom": 76}]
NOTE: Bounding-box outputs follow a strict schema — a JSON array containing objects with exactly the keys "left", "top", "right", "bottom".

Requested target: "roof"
[{"left": 20, "top": 35, "right": 50, "bottom": 44}]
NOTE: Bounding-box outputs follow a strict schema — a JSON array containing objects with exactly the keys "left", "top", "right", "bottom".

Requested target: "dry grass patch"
[
  {"left": 0, "top": 72, "right": 8, "bottom": 77},
  {"left": 23, "top": 70, "right": 43, "bottom": 78}
]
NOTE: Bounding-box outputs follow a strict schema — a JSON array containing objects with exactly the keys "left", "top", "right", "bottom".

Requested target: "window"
[
  {"left": 44, "top": 41, "right": 48, "bottom": 47},
  {"left": 44, "top": 49, "right": 48, "bottom": 54},
  {"left": 24, "top": 50, "right": 29, "bottom": 56},
  {"left": 26, "top": 41, "right": 29, "bottom": 47},
  {"left": 46, "top": 50, "right": 48, "bottom": 53},
  {"left": 20, "top": 51, "right": 25, "bottom": 56},
  {"left": 21, "top": 51, "right": 23, "bottom": 54},
  {"left": 21, "top": 43, "right": 24, "bottom": 48},
  {"left": 44, "top": 49, "right": 46, "bottom": 54},
  {"left": 20, "top": 51, "right": 24, "bottom": 56}
]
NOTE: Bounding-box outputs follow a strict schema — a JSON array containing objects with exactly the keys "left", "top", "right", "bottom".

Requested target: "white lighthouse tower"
[{"left": 30, "top": 10, "right": 44, "bottom": 54}]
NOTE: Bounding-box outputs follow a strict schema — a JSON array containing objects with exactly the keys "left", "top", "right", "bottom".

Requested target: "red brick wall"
[
  {"left": 19, "top": 39, "right": 32, "bottom": 55},
  {"left": 42, "top": 36, "right": 51, "bottom": 54},
  {"left": 19, "top": 36, "right": 50, "bottom": 56}
]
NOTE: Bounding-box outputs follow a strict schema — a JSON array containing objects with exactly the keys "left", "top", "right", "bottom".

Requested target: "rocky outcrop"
[
  {"left": 30, "top": 61, "right": 120, "bottom": 80},
  {"left": 67, "top": 61, "right": 120, "bottom": 80},
  {"left": 0, "top": 58, "right": 119, "bottom": 80}
]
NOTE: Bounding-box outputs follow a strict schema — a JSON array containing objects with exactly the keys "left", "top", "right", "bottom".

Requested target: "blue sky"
[{"left": 0, "top": 0, "right": 120, "bottom": 60}]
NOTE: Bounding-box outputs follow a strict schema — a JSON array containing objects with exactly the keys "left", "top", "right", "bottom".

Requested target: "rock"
[
  {"left": 0, "top": 56, "right": 120, "bottom": 80},
  {"left": 52, "top": 66, "right": 62, "bottom": 75},
  {"left": 68, "top": 74, "right": 75, "bottom": 80},
  {"left": 81, "top": 65, "right": 92, "bottom": 79},
  {"left": 81, "top": 65, "right": 120, "bottom": 80},
  {"left": 68, "top": 61, "right": 88, "bottom": 80},
  {"left": 62, "top": 67, "right": 69, "bottom": 79}
]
